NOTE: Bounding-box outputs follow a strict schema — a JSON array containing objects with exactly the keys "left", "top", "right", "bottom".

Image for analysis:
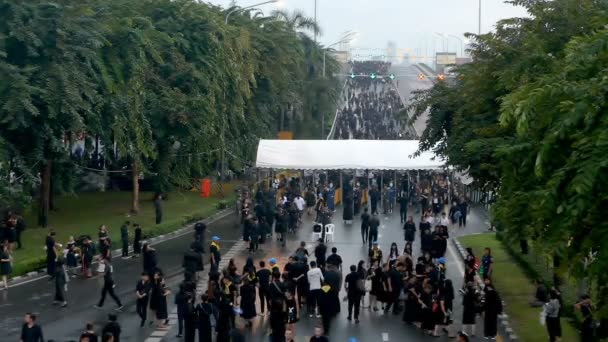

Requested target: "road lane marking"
[
  {"left": 382, "top": 332, "right": 389, "bottom": 341},
  {"left": 447, "top": 240, "right": 464, "bottom": 275}
]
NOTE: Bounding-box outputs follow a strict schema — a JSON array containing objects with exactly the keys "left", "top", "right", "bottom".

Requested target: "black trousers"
[
  {"left": 121, "top": 239, "right": 129, "bottom": 257},
  {"left": 259, "top": 287, "right": 270, "bottom": 313},
  {"left": 371, "top": 201, "right": 378, "bottom": 215},
  {"left": 308, "top": 289, "right": 321, "bottom": 314},
  {"left": 347, "top": 295, "right": 361, "bottom": 319},
  {"left": 400, "top": 210, "right": 406, "bottom": 223},
  {"left": 136, "top": 298, "right": 148, "bottom": 324},
  {"left": 361, "top": 227, "right": 368, "bottom": 244},
  {"left": 459, "top": 214, "right": 467, "bottom": 227},
  {"left": 384, "top": 291, "right": 400, "bottom": 313},
  {"left": 155, "top": 212, "right": 162, "bottom": 224},
  {"left": 54, "top": 282, "right": 65, "bottom": 302},
  {"left": 322, "top": 314, "right": 334, "bottom": 335},
  {"left": 98, "top": 283, "right": 122, "bottom": 307},
  {"left": 484, "top": 312, "right": 498, "bottom": 337},
  {"left": 368, "top": 231, "right": 378, "bottom": 249},
  {"left": 177, "top": 311, "right": 185, "bottom": 335}
]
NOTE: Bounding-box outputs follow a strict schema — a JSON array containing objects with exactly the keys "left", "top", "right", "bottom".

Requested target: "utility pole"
[
  {"left": 314, "top": 0, "right": 318, "bottom": 42},
  {"left": 478, "top": 0, "right": 482, "bottom": 35}
]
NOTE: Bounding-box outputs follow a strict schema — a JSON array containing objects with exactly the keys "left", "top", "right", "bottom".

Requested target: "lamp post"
[
  {"left": 221, "top": 0, "right": 278, "bottom": 197},
  {"left": 478, "top": 0, "right": 482, "bottom": 35}
]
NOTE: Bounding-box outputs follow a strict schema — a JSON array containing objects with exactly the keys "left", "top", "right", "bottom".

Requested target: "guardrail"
[{"left": 326, "top": 66, "right": 353, "bottom": 140}]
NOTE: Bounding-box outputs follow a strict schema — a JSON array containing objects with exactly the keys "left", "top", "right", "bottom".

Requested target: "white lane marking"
[
  {"left": 382, "top": 332, "right": 389, "bottom": 341},
  {"left": 145, "top": 338, "right": 162, "bottom": 342},
  {"left": 448, "top": 241, "right": 465, "bottom": 275},
  {"left": 150, "top": 330, "right": 169, "bottom": 337}
]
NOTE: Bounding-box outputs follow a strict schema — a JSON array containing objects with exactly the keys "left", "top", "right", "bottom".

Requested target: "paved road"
[
  {"left": 162, "top": 205, "right": 490, "bottom": 342},
  {"left": 1, "top": 204, "right": 490, "bottom": 341},
  {"left": 390, "top": 64, "right": 435, "bottom": 136},
  {"left": 0, "top": 212, "right": 242, "bottom": 341}
]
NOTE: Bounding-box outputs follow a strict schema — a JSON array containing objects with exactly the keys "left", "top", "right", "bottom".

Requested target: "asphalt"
[
  {"left": 0, "top": 212, "right": 243, "bottom": 342},
  {"left": 162, "top": 204, "right": 490, "bottom": 342},
  {"left": 390, "top": 64, "right": 435, "bottom": 137},
  {"left": 1, "top": 204, "right": 491, "bottom": 342}
]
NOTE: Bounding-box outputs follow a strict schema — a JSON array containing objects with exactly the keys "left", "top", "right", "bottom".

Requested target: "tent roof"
[{"left": 255, "top": 139, "right": 444, "bottom": 170}]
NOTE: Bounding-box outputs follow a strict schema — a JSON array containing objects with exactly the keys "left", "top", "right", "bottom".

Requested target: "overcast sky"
[{"left": 209, "top": 0, "right": 527, "bottom": 59}]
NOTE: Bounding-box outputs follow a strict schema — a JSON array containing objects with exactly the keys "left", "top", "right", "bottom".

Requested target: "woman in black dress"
[
  {"left": 369, "top": 263, "right": 384, "bottom": 311},
  {"left": 151, "top": 271, "right": 171, "bottom": 329},
  {"left": 195, "top": 294, "right": 216, "bottom": 342},
  {"left": 133, "top": 224, "right": 142, "bottom": 256},
  {"left": 403, "top": 277, "right": 420, "bottom": 324},
  {"left": 239, "top": 277, "right": 257, "bottom": 327},
  {"left": 143, "top": 243, "right": 158, "bottom": 276},
  {"left": 420, "top": 285, "right": 435, "bottom": 334}
]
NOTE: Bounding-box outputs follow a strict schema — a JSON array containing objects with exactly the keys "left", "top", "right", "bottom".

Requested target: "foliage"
[
  {"left": 0, "top": 0, "right": 340, "bottom": 215},
  {"left": 409, "top": 0, "right": 608, "bottom": 319}
]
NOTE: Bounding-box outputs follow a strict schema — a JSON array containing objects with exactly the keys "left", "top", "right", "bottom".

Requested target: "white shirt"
[
  {"left": 440, "top": 218, "right": 450, "bottom": 226},
  {"left": 294, "top": 197, "right": 306, "bottom": 211},
  {"left": 307, "top": 267, "right": 324, "bottom": 290}
]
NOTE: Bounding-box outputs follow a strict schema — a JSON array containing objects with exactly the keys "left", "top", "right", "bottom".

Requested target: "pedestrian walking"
[
  {"left": 102, "top": 314, "right": 121, "bottom": 342},
  {"left": 368, "top": 214, "right": 380, "bottom": 249},
  {"left": 545, "top": 289, "right": 562, "bottom": 342},
  {"left": 82, "top": 238, "right": 94, "bottom": 277},
  {"left": 307, "top": 261, "right": 324, "bottom": 317},
  {"left": 240, "top": 277, "right": 257, "bottom": 327},
  {"left": 94, "top": 258, "right": 123, "bottom": 311},
  {"left": 194, "top": 222, "right": 206, "bottom": 250},
  {"left": 45, "top": 230, "right": 58, "bottom": 278},
  {"left": 345, "top": 265, "right": 363, "bottom": 323},
  {"left": 175, "top": 283, "right": 190, "bottom": 338},
  {"left": 360, "top": 207, "right": 370, "bottom": 244},
  {"left": 20, "top": 313, "right": 44, "bottom": 342},
  {"left": 210, "top": 236, "right": 221, "bottom": 272},
  {"left": 135, "top": 272, "right": 151, "bottom": 327},
  {"left": 120, "top": 221, "right": 129, "bottom": 258}
]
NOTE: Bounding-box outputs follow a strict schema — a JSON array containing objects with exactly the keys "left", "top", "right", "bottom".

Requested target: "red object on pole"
[{"left": 200, "top": 179, "right": 212, "bottom": 198}]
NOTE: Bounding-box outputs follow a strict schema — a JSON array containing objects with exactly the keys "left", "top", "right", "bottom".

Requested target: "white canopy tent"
[{"left": 255, "top": 139, "right": 444, "bottom": 170}]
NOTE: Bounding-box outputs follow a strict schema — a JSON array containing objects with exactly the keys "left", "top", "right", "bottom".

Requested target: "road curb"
[
  {"left": 6, "top": 208, "right": 234, "bottom": 288},
  {"left": 453, "top": 238, "right": 518, "bottom": 341}
]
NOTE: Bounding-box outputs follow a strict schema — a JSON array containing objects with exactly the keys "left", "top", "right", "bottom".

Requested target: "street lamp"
[
  {"left": 434, "top": 32, "right": 448, "bottom": 52},
  {"left": 224, "top": 0, "right": 279, "bottom": 24},
  {"left": 323, "top": 31, "right": 357, "bottom": 77}
]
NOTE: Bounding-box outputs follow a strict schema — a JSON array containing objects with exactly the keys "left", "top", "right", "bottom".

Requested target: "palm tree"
[{"left": 272, "top": 9, "right": 322, "bottom": 38}]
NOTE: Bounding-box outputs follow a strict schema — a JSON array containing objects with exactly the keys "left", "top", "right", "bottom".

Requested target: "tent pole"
[
  {"left": 367, "top": 170, "right": 370, "bottom": 207},
  {"left": 380, "top": 172, "right": 384, "bottom": 212},
  {"left": 339, "top": 171, "right": 343, "bottom": 206}
]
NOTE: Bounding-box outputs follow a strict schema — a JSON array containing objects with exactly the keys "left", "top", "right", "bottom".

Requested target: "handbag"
[
  {"left": 357, "top": 278, "right": 366, "bottom": 292},
  {"left": 539, "top": 307, "right": 547, "bottom": 326}
]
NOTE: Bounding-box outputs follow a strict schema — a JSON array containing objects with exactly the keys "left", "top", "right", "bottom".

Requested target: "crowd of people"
[{"left": 333, "top": 61, "right": 416, "bottom": 140}]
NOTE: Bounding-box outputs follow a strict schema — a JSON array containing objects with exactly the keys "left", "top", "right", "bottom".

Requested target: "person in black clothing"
[
  {"left": 398, "top": 191, "right": 408, "bottom": 223},
  {"left": 257, "top": 260, "right": 272, "bottom": 315},
  {"left": 174, "top": 283, "right": 190, "bottom": 338},
  {"left": 404, "top": 216, "right": 416, "bottom": 244},
  {"left": 154, "top": 194, "right": 163, "bottom": 224},
  {"left": 102, "top": 314, "right": 121, "bottom": 342},
  {"left": 135, "top": 272, "right": 151, "bottom": 327},
  {"left": 369, "top": 185, "right": 380, "bottom": 215},
  {"left": 458, "top": 199, "right": 468, "bottom": 227},
  {"left": 326, "top": 247, "right": 343, "bottom": 271},
  {"left": 483, "top": 279, "right": 503, "bottom": 339},
  {"left": 20, "top": 313, "right": 44, "bottom": 342},
  {"left": 81, "top": 322, "right": 98, "bottom": 342},
  {"left": 194, "top": 222, "right": 206, "bottom": 250},
  {"left": 360, "top": 207, "right": 370, "bottom": 244},
  {"left": 14, "top": 215, "right": 25, "bottom": 250},
  {"left": 142, "top": 243, "right": 158, "bottom": 276},
  {"left": 133, "top": 224, "right": 142, "bottom": 257},
  {"left": 344, "top": 265, "right": 363, "bottom": 323},
  {"left": 368, "top": 214, "right": 380, "bottom": 249},
  {"left": 196, "top": 294, "right": 216, "bottom": 342},
  {"left": 318, "top": 283, "right": 340, "bottom": 336},
  {"left": 120, "top": 221, "right": 129, "bottom": 258},
  {"left": 384, "top": 262, "right": 403, "bottom": 314},
  {"left": 183, "top": 242, "right": 203, "bottom": 280},
  {"left": 45, "top": 230, "right": 58, "bottom": 278},
  {"left": 314, "top": 240, "right": 327, "bottom": 269},
  {"left": 94, "top": 258, "right": 123, "bottom": 310},
  {"left": 269, "top": 300, "right": 287, "bottom": 342},
  {"left": 53, "top": 258, "right": 68, "bottom": 307}
]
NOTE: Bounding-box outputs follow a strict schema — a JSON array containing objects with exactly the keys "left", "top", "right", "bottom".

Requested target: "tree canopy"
[
  {"left": 0, "top": 0, "right": 340, "bottom": 221},
  {"left": 408, "top": 0, "right": 608, "bottom": 320}
]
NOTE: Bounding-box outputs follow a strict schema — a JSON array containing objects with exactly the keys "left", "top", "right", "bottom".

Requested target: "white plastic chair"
[
  {"left": 324, "top": 224, "right": 335, "bottom": 242},
  {"left": 312, "top": 223, "right": 323, "bottom": 241}
]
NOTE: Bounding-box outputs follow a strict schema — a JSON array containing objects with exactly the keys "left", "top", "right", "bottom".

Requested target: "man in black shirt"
[
  {"left": 94, "top": 259, "right": 123, "bottom": 311},
  {"left": 20, "top": 313, "right": 44, "bottom": 342},
  {"left": 194, "top": 222, "right": 206, "bottom": 250},
  {"left": 182, "top": 242, "right": 203, "bottom": 279},
  {"left": 135, "top": 272, "right": 151, "bottom": 327},
  {"left": 120, "top": 221, "right": 129, "bottom": 258},
  {"left": 344, "top": 265, "right": 363, "bottom": 322},
  {"left": 360, "top": 207, "right": 370, "bottom": 244},
  {"left": 404, "top": 216, "right": 416, "bottom": 243},
  {"left": 256, "top": 261, "right": 271, "bottom": 314},
  {"left": 326, "top": 247, "right": 343, "bottom": 272}
]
